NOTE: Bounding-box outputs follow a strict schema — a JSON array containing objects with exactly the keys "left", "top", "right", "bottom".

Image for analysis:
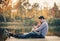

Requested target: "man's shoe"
[{"left": 8, "top": 32, "right": 14, "bottom": 37}]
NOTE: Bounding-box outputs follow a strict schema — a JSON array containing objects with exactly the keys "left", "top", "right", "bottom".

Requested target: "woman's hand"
[{"left": 33, "top": 25, "right": 37, "bottom": 29}]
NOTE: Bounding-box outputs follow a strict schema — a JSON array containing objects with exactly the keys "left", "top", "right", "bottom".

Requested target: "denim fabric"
[{"left": 13, "top": 32, "right": 45, "bottom": 38}]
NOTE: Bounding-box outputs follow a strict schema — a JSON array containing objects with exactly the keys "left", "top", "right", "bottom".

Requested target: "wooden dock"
[{"left": 6, "top": 36, "right": 60, "bottom": 41}]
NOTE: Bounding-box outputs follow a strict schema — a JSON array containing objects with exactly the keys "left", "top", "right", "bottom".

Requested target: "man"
[{"left": 9, "top": 16, "right": 48, "bottom": 38}]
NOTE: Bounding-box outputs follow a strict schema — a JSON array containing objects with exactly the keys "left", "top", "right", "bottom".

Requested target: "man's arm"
[{"left": 34, "top": 23, "right": 46, "bottom": 31}]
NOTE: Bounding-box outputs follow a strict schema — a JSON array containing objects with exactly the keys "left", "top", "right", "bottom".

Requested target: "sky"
[{"left": 29, "top": 0, "right": 60, "bottom": 9}]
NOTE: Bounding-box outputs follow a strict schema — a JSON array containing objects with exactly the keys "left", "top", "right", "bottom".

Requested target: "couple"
[{"left": 9, "top": 16, "right": 48, "bottom": 38}]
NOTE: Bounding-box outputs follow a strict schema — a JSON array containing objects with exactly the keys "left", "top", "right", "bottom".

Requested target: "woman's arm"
[{"left": 31, "top": 22, "right": 41, "bottom": 32}]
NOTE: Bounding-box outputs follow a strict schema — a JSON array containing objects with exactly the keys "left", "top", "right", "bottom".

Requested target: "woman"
[{"left": 31, "top": 22, "right": 41, "bottom": 32}]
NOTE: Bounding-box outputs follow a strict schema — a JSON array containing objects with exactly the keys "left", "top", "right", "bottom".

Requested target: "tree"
[
  {"left": 19, "top": 5, "right": 25, "bottom": 21},
  {"left": 0, "top": 0, "right": 2, "bottom": 4},
  {"left": 52, "top": 3, "right": 59, "bottom": 18},
  {"left": 1, "top": 0, "right": 10, "bottom": 22},
  {"left": 21, "top": 1, "right": 31, "bottom": 22},
  {"left": 32, "top": 3, "right": 39, "bottom": 18}
]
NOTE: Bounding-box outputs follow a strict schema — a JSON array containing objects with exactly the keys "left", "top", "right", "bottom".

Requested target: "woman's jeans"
[{"left": 13, "top": 32, "right": 45, "bottom": 38}]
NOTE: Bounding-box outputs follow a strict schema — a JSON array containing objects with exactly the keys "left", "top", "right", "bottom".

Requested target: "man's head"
[{"left": 39, "top": 16, "right": 45, "bottom": 23}]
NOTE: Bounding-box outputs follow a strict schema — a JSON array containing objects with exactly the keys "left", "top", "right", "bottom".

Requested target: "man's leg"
[
  {"left": 39, "top": 34, "right": 45, "bottom": 38},
  {"left": 12, "top": 32, "right": 39, "bottom": 38}
]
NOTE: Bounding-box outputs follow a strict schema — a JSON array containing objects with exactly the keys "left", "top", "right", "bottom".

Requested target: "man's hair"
[{"left": 39, "top": 16, "right": 45, "bottom": 19}]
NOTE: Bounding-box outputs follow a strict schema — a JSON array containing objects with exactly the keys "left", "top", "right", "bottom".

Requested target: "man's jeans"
[{"left": 13, "top": 32, "right": 45, "bottom": 38}]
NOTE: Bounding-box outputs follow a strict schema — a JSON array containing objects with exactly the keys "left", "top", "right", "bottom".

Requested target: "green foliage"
[
  {"left": 25, "top": 27, "right": 32, "bottom": 32},
  {"left": 15, "top": 29, "right": 22, "bottom": 34},
  {"left": 0, "top": 12, "right": 4, "bottom": 22},
  {"left": 48, "top": 18, "right": 60, "bottom": 26},
  {"left": 28, "top": 19, "right": 37, "bottom": 25},
  {"left": 24, "top": 18, "right": 37, "bottom": 26},
  {"left": 48, "top": 18, "right": 60, "bottom": 36},
  {"left": 51, "top": 26, "right": 60, "bottom": 36}
]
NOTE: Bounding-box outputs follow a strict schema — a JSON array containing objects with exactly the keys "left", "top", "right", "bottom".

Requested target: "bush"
[
  {"left": 15, "top": 29, "right": 22, "bottom": 34},
  {"left": 53, "top": 26, "right": 60, "bottom": 36},
  {"left": 28, "top": 19, "right": 37, "bottom": 25},
  {"left": 24, "top": 18, "right": 37, "bottom": 26},
  {"left": 25, "top": 27, "right": 32, "bottom": 32},
  {"left": 48, "top": 18, "right": 60, "bottom": 36},
  {"left": 0, "top": 14, "right": 4, "bottom": 22},
  {"left": 48, "top": 18, "right": 60, "bottom": 26}
]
